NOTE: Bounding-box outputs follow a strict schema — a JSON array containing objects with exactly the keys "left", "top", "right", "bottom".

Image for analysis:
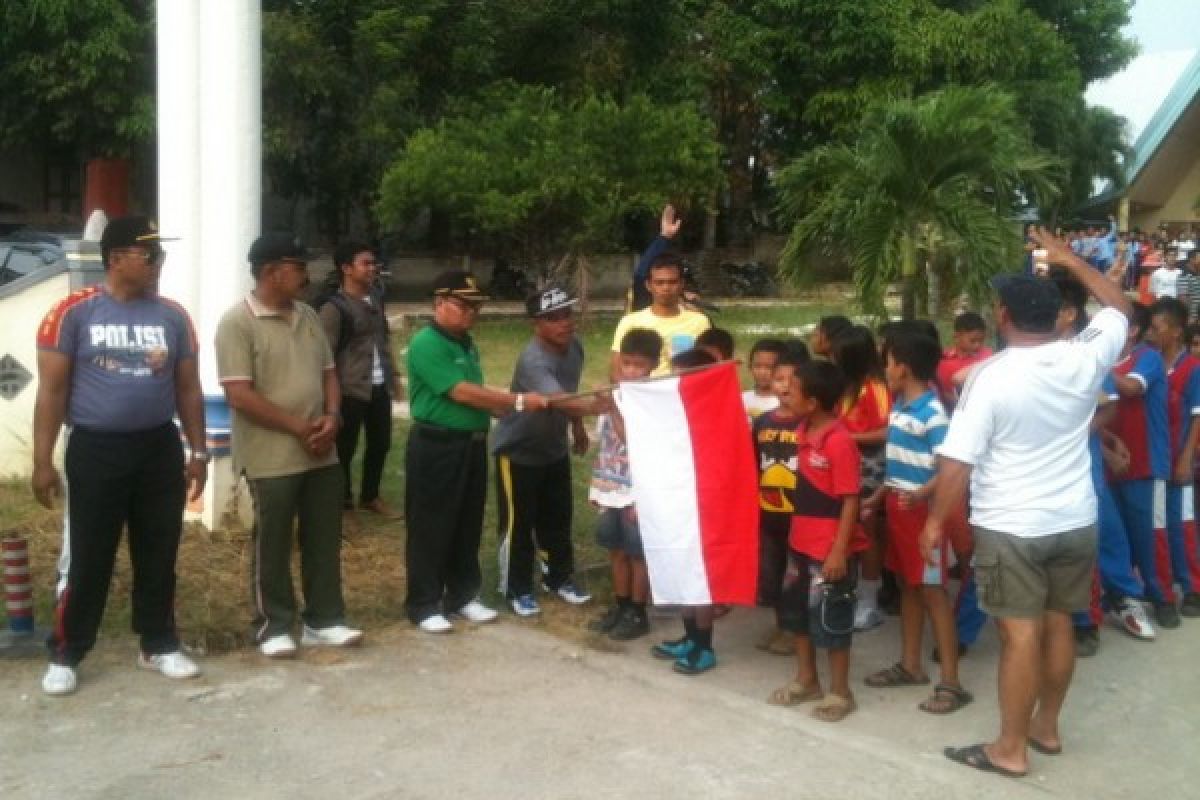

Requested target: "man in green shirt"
[{"left": 405, "top": 271, "right": 549, "bottom": 632}]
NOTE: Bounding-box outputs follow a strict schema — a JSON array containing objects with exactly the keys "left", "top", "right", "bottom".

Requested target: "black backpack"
[{"left": 310, "top": 273, "right": 355, "bottom": 355}]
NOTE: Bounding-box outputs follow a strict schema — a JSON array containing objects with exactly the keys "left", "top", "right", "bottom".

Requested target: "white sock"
[{"left": 859, "top": 578, "right": 882, "bottom": 610}]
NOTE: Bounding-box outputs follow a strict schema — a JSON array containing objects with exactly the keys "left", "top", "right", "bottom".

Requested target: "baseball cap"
[
  {"left": 247, "top": 233, "right": 308, "bottom": 266},
  {"left": 526, "top": 285, "right": 578, "bottom": 317},
  {"left": 432, "top": 270, "right": 488, "bottom": 301},
  {"left": 100, "top": 216, "right": 174, "bottom": 263},
  {"left": 991, "top": 273, "right": 1062, "bottom": 332}
]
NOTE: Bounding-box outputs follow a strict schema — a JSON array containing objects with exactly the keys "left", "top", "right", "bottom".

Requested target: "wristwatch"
[
  {"left": 514, "top": 393, "right": 525, "bottom": 412},
  {"left": 191, "top": 451, "right": 212, "bottom": 464}
]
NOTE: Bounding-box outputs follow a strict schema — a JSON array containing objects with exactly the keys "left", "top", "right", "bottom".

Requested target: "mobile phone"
[
  {"left": 1033, "top": 248, "right": 1049, "bottom": 276},
  {"left": 922, "top": 546, "right": 943, "bottom": 585}
]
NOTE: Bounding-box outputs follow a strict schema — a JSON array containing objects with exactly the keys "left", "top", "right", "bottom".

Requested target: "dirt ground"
[{"left": 2, "top": 603, "right": 1197, "bottom": 799}]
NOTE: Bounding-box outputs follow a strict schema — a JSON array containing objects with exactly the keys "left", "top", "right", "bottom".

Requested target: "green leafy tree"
[
  {"left": 775, "top": 86, "right": 1060, "bottom": 319},
  {"left": 378, "top": 84, "right": 720, "bottom": 278},
  {"left": 0, "top": 0, "right": 153, "bottom": 156},
  {"left": 264, "top": 0, "right": 695, "bottom": 242},
  {"left": 733, "top": 0, "right": 1134, "bottom": 229}
]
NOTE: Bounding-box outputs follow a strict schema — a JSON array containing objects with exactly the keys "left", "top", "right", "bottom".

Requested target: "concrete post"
[
  {"left": 158, "top": 0, "right": 261, "bottom": 530},
  {"left": 156, "top": 0, "right": 201, "bottom": 314}
]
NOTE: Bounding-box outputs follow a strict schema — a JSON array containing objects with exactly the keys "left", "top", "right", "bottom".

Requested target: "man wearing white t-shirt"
[
  {"left": 923, "top": 228, "right": 1131, "bottom": 779},
  {"left": 1149, "top": 261, "right": 1181, "bottom": 299}
]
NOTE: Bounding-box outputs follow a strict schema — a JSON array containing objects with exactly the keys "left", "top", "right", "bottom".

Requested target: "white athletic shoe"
[
  {"left": 417, "top": 614, "right": 454, "bottom": 634},
  {"left": 41, "top": 664, "right": 77, "bottom": 696},
  {"left": 854, "top": 606, "right": 884, "bottom": 632},
  {"left": 546, "top": 579, "right": 592, "bottom": 605},
  {"left": 452, "top": 600, "right": 499, "bottom": 624},
  {"left": 138, "top": 651, "right": 201, "bottom": 679},
  {"left": 301, "top": 624, "right": 364, "bottom": 647},
  {"left": 259, "top": 633, "right": 299, "bottom": 658},
  {"left": 1109, "top": 598, "right": 1156, "bottom": 641}
]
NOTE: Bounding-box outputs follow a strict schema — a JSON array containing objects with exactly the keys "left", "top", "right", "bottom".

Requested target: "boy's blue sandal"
[
  {"left": 652, "top": 636, "right": 693, "bottom": 660},
  {"left": 672, "top": 647, "right": 716, "bottom": 675}
]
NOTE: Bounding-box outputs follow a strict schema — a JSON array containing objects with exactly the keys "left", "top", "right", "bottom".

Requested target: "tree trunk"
[
  {"left": 703, "top": 188, "right": 719, "bottom": 251},
  {"left": 901, "top": 233, "right": 918, "bottom": 320},
  {"left": 576, "top": 254, "right": 591, "bottom": 331},
  {"left": 926, "top": 253, "right": 940, "bottom": 318}
]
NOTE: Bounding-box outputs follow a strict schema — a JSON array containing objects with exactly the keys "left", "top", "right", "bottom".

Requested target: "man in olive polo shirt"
[
  {"left": 215, "top": 233, "right": 363, "bottom": 658},
  {"left": 404, "top": 271, "right": 549, "bottom": 633}
]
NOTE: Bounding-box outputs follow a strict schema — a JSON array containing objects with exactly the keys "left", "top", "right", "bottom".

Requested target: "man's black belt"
[
  {"left": 412, "top": 421, "right": 487, "bottom": 442},
  {"left": 71, "top": 422, "right": 176, "bottom": 437}
]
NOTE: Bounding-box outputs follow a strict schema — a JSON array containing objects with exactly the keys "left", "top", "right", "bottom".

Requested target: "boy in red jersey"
[
  {"left": 767, "top": 361, "right": 866, "bottom": 722},
  {"left": 1108, "top": 303, "right": 1179, "bottom": 628},
  {"left": 936, "top": 312, "right": 993, "bottom": 411},
  {"left": 1146, "top": 298, "right": 1200, "bottom": 616}
]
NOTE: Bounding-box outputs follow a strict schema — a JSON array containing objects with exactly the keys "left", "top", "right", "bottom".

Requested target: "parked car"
[{"left": 0, "top": 235, "right": 67, "bottom": 288}]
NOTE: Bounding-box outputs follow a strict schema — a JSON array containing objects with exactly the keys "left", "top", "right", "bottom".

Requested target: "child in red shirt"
[
  {"left": 936, "top": 312, "right": 993, "bottom": 411},
  {"left": 767, "top": 361, "right": 866, "bottom": 722}
]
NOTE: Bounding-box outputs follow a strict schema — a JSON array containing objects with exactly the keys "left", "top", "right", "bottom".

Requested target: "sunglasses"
[{"left": 115, "top": 246, "right": 166, "bottom": 265}]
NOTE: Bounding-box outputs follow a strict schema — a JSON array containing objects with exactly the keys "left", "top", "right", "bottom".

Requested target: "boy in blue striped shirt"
[{"left": 863, "top": 330, "right": 972, "bottom": 714}]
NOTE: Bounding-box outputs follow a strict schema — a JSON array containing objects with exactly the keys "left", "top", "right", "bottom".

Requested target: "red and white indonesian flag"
[{"left": 617, "top": 361, "right": 760, "bottom": 605}]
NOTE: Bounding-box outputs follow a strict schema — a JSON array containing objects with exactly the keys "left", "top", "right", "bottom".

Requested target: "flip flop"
[
  {"left": 944, "top": 744, "right": 1028, "bottom": 778},
  {"left": 767, "top": 682, "right": 823, "bottom": 707},
  {"left": 919, "top": 683, "right": 974, "bottom": 714},
  {"left": 864, "top": 662, "right": 930, "bottom": 688},
  {"left": 1028, "top": 737, "right": 1062, "bottom": 756}
]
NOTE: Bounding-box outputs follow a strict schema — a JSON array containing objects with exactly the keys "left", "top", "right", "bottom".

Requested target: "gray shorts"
[
  {"left": 778, "top": 552, "right": 859, "bottom": 650},
  {"left": 595, "top": 506, "right": 643, "bottom": 558},
  {"left": 972, "top": 525, "right": 1097, "bottom": 619}
]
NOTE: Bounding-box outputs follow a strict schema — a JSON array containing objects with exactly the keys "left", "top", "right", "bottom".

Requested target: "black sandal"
[
  {"left": 1027, "top": 737, "right": 1062, "bottom": 756},
  {"left": 919, "top": 683, "right": 973, "bottom": 714},
  {"left": 944, "top": 744, "right": 1027, "bottom": 778},
  {"left": 864, "top": 662, "right": 929, "bottom": 688}
]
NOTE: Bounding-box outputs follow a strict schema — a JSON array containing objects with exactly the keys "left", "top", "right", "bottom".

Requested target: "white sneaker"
[
  {"left": 138, "top": 651, "right": 201, "bottom": 679},
  {"left": 301, "top": 624, "right": 364, "bottom": 647},
  {"left": 1110, "top": 599, "right": 1156, "bottom": 640},
  {"left": 417, "top": 614, "right": 454, "bottom": 634},
  {"left": 259, "top": 633, "right": 299, "bottom": 658},
  {"left": 545, "top": 579, "right": 592, "bottom": 605},
  {"left": 41, "top": 664, "right": 77, "bottom": 696},
  {"left": 452, "top": 600, "right": 498, "bottom": 623},
  {"left": 854, "top": 606, "right": 884, "bottom": 632}
]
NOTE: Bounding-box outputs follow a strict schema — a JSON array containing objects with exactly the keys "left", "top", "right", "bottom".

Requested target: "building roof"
[
  {"left": 1124, "top": 49, "right": 1200, "bottom": 186},
  {"left": 1082, "top": 49, "right": 1200, "bottom": 211}
]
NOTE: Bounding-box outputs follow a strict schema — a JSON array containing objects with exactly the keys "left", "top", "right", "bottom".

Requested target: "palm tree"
[{"left": 775, "top": 86, "right": 1060, "bottom": 319}]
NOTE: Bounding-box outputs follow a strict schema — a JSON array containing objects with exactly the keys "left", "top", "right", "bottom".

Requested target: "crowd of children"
[{"left": 582, "top": 293, "right": 1200, "bottom": 726}]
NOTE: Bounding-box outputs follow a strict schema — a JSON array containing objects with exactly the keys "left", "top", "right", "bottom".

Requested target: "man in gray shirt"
[{"left": 492, "top": 286, "right": 605, "bottom": 615}]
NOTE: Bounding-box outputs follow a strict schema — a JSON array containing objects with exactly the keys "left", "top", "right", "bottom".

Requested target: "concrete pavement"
[{"left": 1, "top": 605, "right": 1196, "bottom": 799}]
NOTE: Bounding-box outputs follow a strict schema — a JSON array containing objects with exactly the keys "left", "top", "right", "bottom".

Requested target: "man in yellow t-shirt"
[{"left": 611, "top": 251, "right": 711, "bottom": 377}]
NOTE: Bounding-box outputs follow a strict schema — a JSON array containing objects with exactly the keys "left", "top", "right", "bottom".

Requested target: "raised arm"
[
  {"left": 633, "top": 204, "right": 682, "bottom": 283},
  {"left": 1031, "top": 227, "right": 1132, "bottom": 318}
]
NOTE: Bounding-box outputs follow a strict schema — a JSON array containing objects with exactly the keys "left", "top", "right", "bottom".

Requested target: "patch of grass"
[{"left": 4, "top": 300, "right": 851, "bottom": 650}]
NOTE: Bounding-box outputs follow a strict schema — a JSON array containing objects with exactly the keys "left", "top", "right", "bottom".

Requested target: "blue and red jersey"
[
  {"left": 1165, "top": 350, "right": 1200, "bottom": 458},
  {"left": 788, "top": 419, "right": 868, "bottom": 560},
  {"left": 1109, "top": 344, "right": 1169, "bottom": 481}
]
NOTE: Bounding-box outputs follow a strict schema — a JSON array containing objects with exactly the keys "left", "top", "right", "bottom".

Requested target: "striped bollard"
[{"left": 2, "top": 535, "right": 34, "bottom": 634}]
